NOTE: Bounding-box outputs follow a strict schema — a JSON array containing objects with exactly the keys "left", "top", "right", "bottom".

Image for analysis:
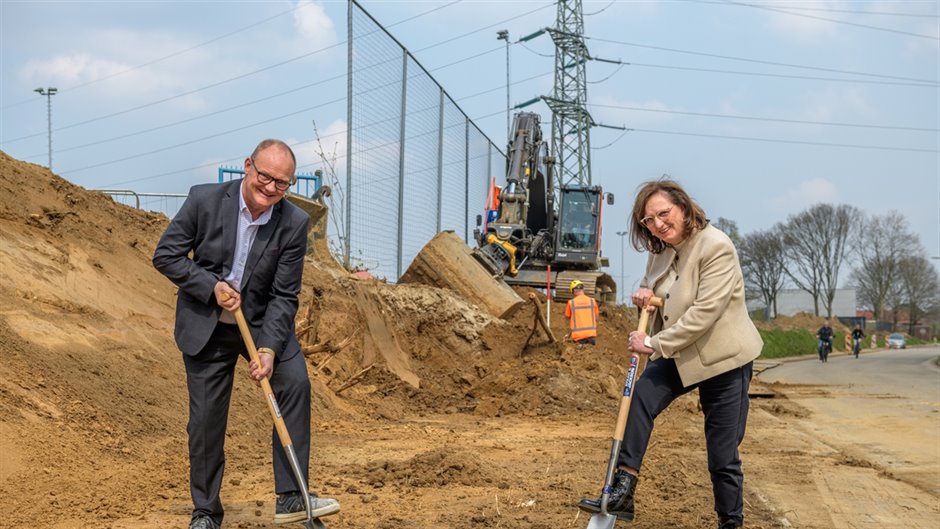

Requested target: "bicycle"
[{"left": 818, "top": 339, "right": 832, "bottom": 363}]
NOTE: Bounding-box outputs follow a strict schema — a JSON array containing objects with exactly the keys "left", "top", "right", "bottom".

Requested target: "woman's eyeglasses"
[{"left": 640, "top": 206, "right": 672, "bottom": 228}]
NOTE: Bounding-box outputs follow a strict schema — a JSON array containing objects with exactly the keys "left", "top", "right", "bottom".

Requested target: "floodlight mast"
[
  {"left": 496, "top": 30, "right": 510, "bottom": 141},
  {"left": 34, "top": 87, "right": 58, "bottom": 170}
]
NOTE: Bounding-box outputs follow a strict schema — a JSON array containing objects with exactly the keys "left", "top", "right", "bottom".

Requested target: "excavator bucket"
[
  {"left": 287, "top": 191, "right": 344, "bottom": 271},
  {"left": 400, "top": 231, "right": 524, "bottom": 319}
]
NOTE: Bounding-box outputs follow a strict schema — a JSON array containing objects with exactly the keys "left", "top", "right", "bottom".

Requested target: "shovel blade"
[
  {"left": 304, "top": 518, "right": 328, "bottom": 529},
  {"left": 586, "top": 512, "right": 618, "bottom": 529}
]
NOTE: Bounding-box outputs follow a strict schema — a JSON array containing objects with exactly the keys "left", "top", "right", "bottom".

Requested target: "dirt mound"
[
  {"left": 754, "top": 312, "right": 848, "bottom": 332},
  {"left": 357, "top": 447, "right": 492, "bottom": 488},
  {"left": 0, "top": 150, "right": 785, "bottom": 528}
]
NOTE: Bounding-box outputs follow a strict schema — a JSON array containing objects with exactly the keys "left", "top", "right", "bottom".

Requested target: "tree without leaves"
[
  {"left": 849, "top": 212, "right": 918, "bottom": 321},
  {"left": 739, "top": 227, "right": 787, "bottom": 318},
  {"left": 780, "top": 203, "right": 861, "bottom": 318},
  {"left": 897, "top": 254, "right": 940, "bottom": 336},
  {"left": 713, "top": 217, "right": 742, "bottom": 247}
]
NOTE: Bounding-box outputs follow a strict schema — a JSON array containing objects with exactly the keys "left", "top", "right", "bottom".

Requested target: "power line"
[
  {"left": 97, "top": 92, "right": 936, "bottom": 190},
  {"left": 21, "top": 74, "right": 346, "bottom": 159},
  {"left": 584, "top": 0, "right": 618, "bottom": 17},
  {"left": 631, "top": 127, "right": 938, "bottom": 153},
  {"left": 2, "top": 43, "right": 343, "bottom": 145},
  {"left": 628, "top": 61, "right": 938, "bottom": 87},
  {"left": 3, "top": 1, "right": 468, "bottom": 145},
  {"left": 412, "top": 2, "right": 554, "bottom": 54},
  {"left": 56, "top": 42, "right": 524, "bottom": 173},
  {"left": 590, "top": 37, "right": 939, "bottom": 85},
  {"left": 1, "top": 4, "right": 304, "bottom": 111},
  {"left": 23, "top": 43, "right": 509, "bottom": 162},
  {"left": 5, "top": 1, "right": 466, "bottom": 114},
  {"left": 589, "top": 63, "right": 626, "bottom": 84},
  {"left": 63, "top": 98, "right": 345, "bottom": 174},
  {"left": 715, "top": 0, "right": 940, "bottom": 40},
  {"left": 54, "top": 62, "right": 938, "bottom": 174},
  {"left": 94, "top": 106, "right": 506, "bottom": 190},
  {"left": 690, "top": 0, "right": 940, "bottom": 18},
  {"left": 3, "top": 1, "right": 545, "bottom": 147},
  {"left": 590, "top": 103, "right": 940, "bottom": 132},
  {"left": 591, "top": 128, "right": 629, "bottom": 150}
]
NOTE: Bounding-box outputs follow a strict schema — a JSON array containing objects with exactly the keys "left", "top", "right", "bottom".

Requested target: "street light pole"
[
  {"left": 34, "top": 87, "right": 58, "bottom": 170},
  {"left": 616, "top": 230, "right": 628, "bottom": 305},
  {"left": 496, "top": 30, "right": 510, "bottom": 140}
]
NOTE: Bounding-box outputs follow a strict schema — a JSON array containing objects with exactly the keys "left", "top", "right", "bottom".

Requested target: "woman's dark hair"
[{"left": 630, "top": 178, "right": 708, "bottom": 253}]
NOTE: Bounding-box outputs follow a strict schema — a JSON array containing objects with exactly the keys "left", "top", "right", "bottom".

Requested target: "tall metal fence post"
[
  {"left": 436, "top": 90, "right": 444, "bottom": 233},
  {"left": 344, "top": 0, "right": 354, "bottom": 269},
  {"left": 396, "top": 50, "right": 409, "bottom": 279},
  {"left": 464, "top": 118, "right": 470, "bottom": 243}
]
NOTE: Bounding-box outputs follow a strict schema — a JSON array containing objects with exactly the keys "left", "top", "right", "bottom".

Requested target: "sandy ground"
[{"left": 1, "top": 151, "right": 937, "bottom": 529}]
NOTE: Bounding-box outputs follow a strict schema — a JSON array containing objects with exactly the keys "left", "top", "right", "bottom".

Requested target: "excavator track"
[
  {"left": 553, "top": 271, "right": 617, "bottom": 304},
  {"left": 503, "top": 268, "right": 617, "bottom": 304}
]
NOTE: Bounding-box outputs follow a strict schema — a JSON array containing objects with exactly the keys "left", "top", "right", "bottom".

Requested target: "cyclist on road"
[
  {"left": 816, "top": 320, "right": 833, "bottom": 363},
  {"left": 851, "top": 324, "right": 865, "bottom": 359}
]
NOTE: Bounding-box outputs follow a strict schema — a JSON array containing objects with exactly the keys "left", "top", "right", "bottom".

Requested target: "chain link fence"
[{"left": 344, "top": 0, "right": 503, "bottom": 281}]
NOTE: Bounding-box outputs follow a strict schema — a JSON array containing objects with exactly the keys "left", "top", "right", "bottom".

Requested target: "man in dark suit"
[{"left": 153, "top": 139, "right": 339, "bottom": 529}]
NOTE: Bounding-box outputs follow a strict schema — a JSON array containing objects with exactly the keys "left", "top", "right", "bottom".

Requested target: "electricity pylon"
[
  {"left": 545, "top": 0, "right": 593, "bottom": 188},
  {"left": 518, "top": 0, "right": 624, "bottom": 188}
]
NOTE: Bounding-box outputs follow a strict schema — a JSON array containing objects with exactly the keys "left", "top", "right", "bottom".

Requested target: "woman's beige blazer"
[{"left": 643, "top": 224, "right": 763, "bottom": 387}]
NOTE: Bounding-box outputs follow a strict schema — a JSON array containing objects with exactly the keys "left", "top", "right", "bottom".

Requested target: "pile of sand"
[{"left": 0, "top": 151, "right": 788, "bottom": 528}]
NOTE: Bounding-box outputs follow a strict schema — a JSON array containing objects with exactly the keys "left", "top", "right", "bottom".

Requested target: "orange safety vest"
[{"left": 566, "top": 293, "right": 598, "bottom": 342}]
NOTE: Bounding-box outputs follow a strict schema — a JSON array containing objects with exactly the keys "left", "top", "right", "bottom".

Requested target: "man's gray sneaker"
[
  {"left": 189, "top": 515, "right": 220, "bottom": 529},
  {"left": 274, "top": 492, "right": 340, "bottom": 524}
]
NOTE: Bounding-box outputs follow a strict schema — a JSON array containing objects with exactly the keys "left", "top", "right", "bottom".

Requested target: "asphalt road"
[
  {"left": 750, "top": 345, "right": 940, "bottom": 528},
  {"left": 758, "top": 346, "right": 940, "bottom": 402}
]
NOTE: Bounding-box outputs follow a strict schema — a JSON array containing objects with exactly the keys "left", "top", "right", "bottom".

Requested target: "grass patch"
[
  {"left": 757, "top": 329, "right": 856, "bottom": 358},
  {"left": 757, "top": 328, "right": 935, "bottom": 358},
  {"left": 758, "top": 329, "right": 818, "bottom": 359}
]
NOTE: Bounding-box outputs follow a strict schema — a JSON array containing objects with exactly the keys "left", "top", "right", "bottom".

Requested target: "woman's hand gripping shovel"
[
  {"left": 587, "top": 296, "right": 662, "bottom": 529},
  {"left": 222, "top": 293, "right": 327, "bottom": 529}
]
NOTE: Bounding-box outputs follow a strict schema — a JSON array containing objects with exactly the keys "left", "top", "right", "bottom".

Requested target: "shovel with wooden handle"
[
  {"left": 222, "top": 293, "right": 327, "bottom": 529},
  {"left": 587, "top": 296, "right": 663, "bottom": 529}
]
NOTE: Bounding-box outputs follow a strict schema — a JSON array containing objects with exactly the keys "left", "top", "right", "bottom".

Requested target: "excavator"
[
  {"left": 400, "top": 112, "right": 615, "bottom": 318},
  {"left": 471, "top": 112, "right": 616, "bottom": 303}
]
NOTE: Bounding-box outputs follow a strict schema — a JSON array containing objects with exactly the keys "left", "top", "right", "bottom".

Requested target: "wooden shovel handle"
[
  {"left": 612, "top": 296, "right": 663, "bottom": 440},
  {"left": 221, "top": 292, "right": 294, "bottom": 448}
]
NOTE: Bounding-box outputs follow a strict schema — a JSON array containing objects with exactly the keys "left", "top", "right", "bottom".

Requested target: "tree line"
[{"left": 713, "top": 206, "right": 939, "bottom": 335}]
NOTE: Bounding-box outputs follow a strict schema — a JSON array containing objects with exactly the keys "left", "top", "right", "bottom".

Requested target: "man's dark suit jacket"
[{"left": 153, "top": 179, "right": 310, "bottom": 361}]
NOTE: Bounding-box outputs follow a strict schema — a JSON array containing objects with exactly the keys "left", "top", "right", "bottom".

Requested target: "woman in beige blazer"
[{"left": 579, "top": 179, "right": 762, "bottom": 529}]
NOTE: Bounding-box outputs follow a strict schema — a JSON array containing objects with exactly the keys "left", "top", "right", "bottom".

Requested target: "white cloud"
[
  {"left": 763, "top": 1, "right": 845, "bottom": 43},
  {"left": 769, "top": 178, "right": 839, "bottom": 211},
  {"left": 293, "top": 0, "right": 337, "bottom": 51},
  {"left": 14, "top": 27, "right": 238, "bottom": 112}
]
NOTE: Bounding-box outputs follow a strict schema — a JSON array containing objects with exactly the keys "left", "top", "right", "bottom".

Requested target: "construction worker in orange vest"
[{"left": 565, "top": 279, "right": 599, "bottom": 345}]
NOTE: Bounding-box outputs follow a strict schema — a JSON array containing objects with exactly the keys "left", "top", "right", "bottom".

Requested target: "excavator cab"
[{"left": 555, "top": 186, "right": 605, "bottom": 267}]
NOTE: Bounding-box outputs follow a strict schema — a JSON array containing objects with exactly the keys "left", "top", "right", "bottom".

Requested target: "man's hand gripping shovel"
[
  {"left": 586, "top": 296, "right": 662, "bottom": 529},
  {"left": 221, "top": 293, "right": 328, "bottom": 529}
]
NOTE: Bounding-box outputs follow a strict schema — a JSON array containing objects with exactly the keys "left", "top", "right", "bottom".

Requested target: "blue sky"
[{"left": 2, "top": 0, "right": 938, "bottom": 295}]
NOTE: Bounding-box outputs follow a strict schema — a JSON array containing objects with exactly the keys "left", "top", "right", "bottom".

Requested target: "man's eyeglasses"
[
  {"left": 249, "top": 157, "right": 293, "bottom": 192},
  {"left": 640, "top": 206, "right": 673, "bottom": 228}
]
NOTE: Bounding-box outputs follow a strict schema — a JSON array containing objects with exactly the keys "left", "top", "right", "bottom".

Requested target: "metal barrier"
[
  {"left": 218, "top": 167, "right": 321, "bottom": 198},
  {"left": 96, "top": 189, "right": 188, "bottom": 218}
]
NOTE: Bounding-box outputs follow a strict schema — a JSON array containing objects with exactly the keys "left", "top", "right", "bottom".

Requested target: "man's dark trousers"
[
  {"left": 618, "top": 358, "right": 752, "bottom": 524},
  {"left": 184, "top": 322, "right": 311, "bottom": 524}
]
